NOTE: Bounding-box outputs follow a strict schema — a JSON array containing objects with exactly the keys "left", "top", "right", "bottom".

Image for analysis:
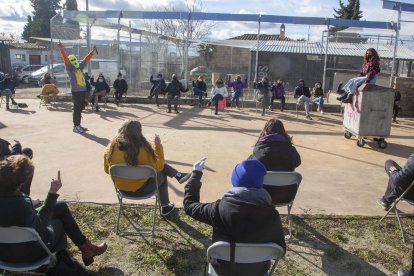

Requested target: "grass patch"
[{"left": 56, "top": 203, "right": 414, "bottom": 275}]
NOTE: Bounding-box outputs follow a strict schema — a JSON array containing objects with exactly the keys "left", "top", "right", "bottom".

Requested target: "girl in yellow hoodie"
[{"left": 104, "top": 120, "right": 190, "bottom": 216}]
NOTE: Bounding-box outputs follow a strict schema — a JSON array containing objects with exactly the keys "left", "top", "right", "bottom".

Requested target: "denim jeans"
[
  {"left": 270, "top": 95, "right": 285, "bottom": 109},
  {"left": 167, "top": 95, "right": 179, "bottom": 111},
  {"left": 312, "top": 96, "right": 324, "bottom": 111},
  {"left": 121, "top": 171, "right": 170, "bottom": 206},
  {"left": 192, "top": 87, "right": 205, "bottom": 107},
  {"left": 231, "top": 90, "right": 243, "bottom": 107}
]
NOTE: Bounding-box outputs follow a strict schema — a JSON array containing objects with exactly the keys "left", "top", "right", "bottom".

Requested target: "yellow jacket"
[{"left": 103, "top": 142, "right": 165, "bottom": 191}]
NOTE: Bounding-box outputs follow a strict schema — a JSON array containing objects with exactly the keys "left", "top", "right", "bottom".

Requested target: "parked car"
[
  {"left": 17, "top": 65, "right": 44, "bottom": 83},
  {"left": 29, "top": 59, "right": 126, "bottom": 87}
]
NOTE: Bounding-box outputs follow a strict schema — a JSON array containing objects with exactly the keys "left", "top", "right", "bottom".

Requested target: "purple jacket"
[
  {"left": 271, "top": 84, "right": 285, "bottom": 98},
  {"left": 227, "top": 79, "right": 248, "bottom": 92}
]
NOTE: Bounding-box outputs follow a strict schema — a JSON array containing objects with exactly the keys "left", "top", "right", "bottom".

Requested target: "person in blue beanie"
[{"left": 184, "top": 158, "right": 286, "bottom": 276}]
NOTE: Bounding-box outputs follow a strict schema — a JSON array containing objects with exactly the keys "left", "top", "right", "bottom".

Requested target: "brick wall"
[{"left": 394, "top": 77, "right": 414, "bottom": 117}]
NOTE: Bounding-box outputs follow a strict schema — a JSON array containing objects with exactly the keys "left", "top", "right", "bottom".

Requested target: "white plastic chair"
[
  {"left": 379, "top": 180, "right": 414, "bottom": 243},
  {"left": 109, "top": 164, "right": 161, "bottom": 237},
  {"left": 0, "top": 226, "right": 56, "bottom": 275},
  {"left": 263, "top": 171, "right": 303, "bottom": 240},
  {"left": 207, "top": 241, "right": 284, "bottom": 276}
]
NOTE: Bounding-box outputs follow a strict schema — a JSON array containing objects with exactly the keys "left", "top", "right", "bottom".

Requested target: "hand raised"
[
  {"left": 49, "top": 170, "right": 62, "bottom": 194},
  {"left": 154, "top": 134, "right": 161, "bottom": 144},
  {"left": 193, "top": 157, "right": 207, "bottom": 172}
]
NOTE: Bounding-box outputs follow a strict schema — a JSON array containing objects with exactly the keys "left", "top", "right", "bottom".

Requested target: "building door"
[{"left": 29, "top": 55, "right": 41, "bottom": 65}]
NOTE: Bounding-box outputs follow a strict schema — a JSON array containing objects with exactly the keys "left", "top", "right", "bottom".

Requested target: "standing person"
[
  {"left": 183, "top": 158, "right": 286, "bottom": 276},
  {"left": 251, "top": 119, "right": 301, "bottom": 172},
  {"left": 378, "top": 154, "right": 414, "bottom": 211},
  {"left": 337, "top": 48, "right": 381, "bottom": 103},
  {"left": 0, "top": 73, "right": 18, "bottom": 110},
  {"left": 57, "top": 41, "right": 96, "bottom": 133},
  {"left": 148, "top": 73, "right": 166, "bottom": 107},
  {"left": 294, "top": 79, "right": 313, "bottom": 120},
  {"left": 104, "top": 120, "right": 191, "bottom": 216},
  {"left": 0, "top": 155, "right": 107, "bottom": 266},
  {"left": 254, "top": 77, "right": 272, "bottom": 116},
  {"left": 270, "top": 79, "right": 285, "bottom": 112},
  {"left": 311, "top": 81, "right": 324, "bottom": 114},
  {"left": 393, "top": 91, "right": 401, "bottom": 123},
  {"left": 208, "top": 78, "right": 228, "bottom": 115},
  {"left": 227, "top": 75, "right": 248, "bottom": 109},
  {"left": 164, "top": 74, "right": 187, "bottom": 113},
  {"left": 83, "top": 72, "right": 92, "bottom": 109},
  {"left": 192, "top": 75, "right": 207, "bottom": 108},
  {"left": 90, "top": 73, "right": 110, "bottom": 112},
  {"left": 113, "top": 72, "right": 128, "bottom": 106}
]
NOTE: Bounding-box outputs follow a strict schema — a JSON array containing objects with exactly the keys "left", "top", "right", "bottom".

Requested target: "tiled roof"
[
  {"left": 251, "top": 40, "right": 414, "bottom": 60},
  {"left": 6, "top": 43, "right": 46, "bottom": 50},
  {"left": 228, "top": 34, "right": 293, "bottom": 41}
]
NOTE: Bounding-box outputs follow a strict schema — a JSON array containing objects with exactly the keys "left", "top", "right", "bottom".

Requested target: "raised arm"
[{"left": 57, "top": 41, "right": 69, "bottom": 65}]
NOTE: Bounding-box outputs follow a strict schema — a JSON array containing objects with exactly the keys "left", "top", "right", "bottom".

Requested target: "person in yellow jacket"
[{"left": 104, "top": 120, "right": 190, "bottom": 216}]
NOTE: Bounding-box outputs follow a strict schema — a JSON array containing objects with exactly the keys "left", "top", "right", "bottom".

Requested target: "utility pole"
[{"left": 390, "top": 2, "right": 401, "bottom": 88}]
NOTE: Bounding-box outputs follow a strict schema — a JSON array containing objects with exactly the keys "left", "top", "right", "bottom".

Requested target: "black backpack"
[{"left": 46, "top": 250, "right": 89, "bottom": 276}]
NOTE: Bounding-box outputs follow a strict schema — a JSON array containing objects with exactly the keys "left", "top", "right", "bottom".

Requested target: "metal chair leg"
[
  {"left": 395, "top": 207, "right": 407, "bottom": 243},
  {"left": 116, "top": 198, "right": 123, "bottom": 235},
  {"left": 288, "top": 204, "right": 292, "bottom": 240}
]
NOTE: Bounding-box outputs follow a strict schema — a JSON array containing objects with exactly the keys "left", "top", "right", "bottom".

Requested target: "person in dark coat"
[
  {"left": 253, "top": 76, "right": 272, "bottom": 116},
  {"left": 251, "top": 119, "right": 301, "bottom": 172},
  {"left": 0, "top": 73, "right": 18, "bottom": 110},
  {"left": 0, "top": 155, "right": 107, "bottom": 266},
  {"left": 90, "top": 73, "right": 110, "bottom": 112},
  {"left": 148, "top": 73, "right": 167, "bottom": 107},
  {"left": 378, "top": 154, "right": 414, "bottom": 211},
  {"left": 192, "top": 75, "right": 207, "bottom": 108},
  {"left": 113, "top": 72, "right": 128, "bottom": 106},
  {"left": 184, "top": 158, "right": 286, "bottom": 276},
  {"left": 294, "top": 79, "right": 313, "bottom": 120},
  {"left": 270, "top": 79, "right": 285, "bottom": 112},
  {"left": 164, "top": 74, "right": 188, "bottom": 113}
]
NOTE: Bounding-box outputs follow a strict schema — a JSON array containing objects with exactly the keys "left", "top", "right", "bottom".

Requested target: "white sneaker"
[
  {"left": 73, "top": 126, "right": 84, "bottom": 133},
  {"left": 79, "top": 125, "right": 89, "bottom": 131}
]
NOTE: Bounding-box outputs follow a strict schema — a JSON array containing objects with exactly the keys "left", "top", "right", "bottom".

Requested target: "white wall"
[{"left": 9, "top": 48, "right": 49, "bottom": 66}]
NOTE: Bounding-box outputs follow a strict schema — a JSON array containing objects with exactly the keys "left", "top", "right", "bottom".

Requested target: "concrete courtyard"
[{"left": 1, "top": 99, "right": 413, "bottom": 216}]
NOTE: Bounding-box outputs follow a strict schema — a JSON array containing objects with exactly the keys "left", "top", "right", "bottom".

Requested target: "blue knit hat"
[{"left": 231, "top": 160, "right": 267, "bottom": 189}]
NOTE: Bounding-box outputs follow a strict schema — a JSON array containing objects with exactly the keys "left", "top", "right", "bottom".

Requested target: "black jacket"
[
  {"left": 252, "top": 137, "right": 301, "bottom": 171},
  {"left": 150, "top": 76, "right": 166, "bottom": 93},
  {"left": 294, "top": 85, "right": 311, "bottom": 98},
  {"left": 165, "top": 79, "right": 187, "bottom": 97},
  {"left": 192, "top": 80, "right": 207, "bottom": 91},
  {"left": 0, "top": 138, "right": 21, "bottom": 159},
  {"left": 113, "top": 79, "right": 128, "bottom": 94},
  {"left": 184, "top": 171, "right": 286, "bottom": 276},
  {"left": 90, "top": 77, "right": 110, "bottom": 94},
  {"left": 253, "top": 81, "right": 271, "bottom": 95},
  {"left": 391, "top": 154, "right": 414, "bottom": 199}
]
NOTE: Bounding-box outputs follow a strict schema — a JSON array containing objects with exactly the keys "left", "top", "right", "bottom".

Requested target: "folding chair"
[
  {"left": 0, "top": 226, "right": 56, "bottom": 275},
  {"left": 379, "top": 180, "right": 414, "bottom": 243},
  {"left": 207, "top": 241, "right": 284, "bottom": 276},
  {"left": 109, "top": 164, "right": 161, "bottom": 237},
  {"left": 263, "top": 171, "right": 303, "bottom": 240}
]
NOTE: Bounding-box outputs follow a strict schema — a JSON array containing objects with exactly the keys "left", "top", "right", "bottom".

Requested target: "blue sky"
[{"left": 1, "top": 0, "right": 414, "bottom": 41}]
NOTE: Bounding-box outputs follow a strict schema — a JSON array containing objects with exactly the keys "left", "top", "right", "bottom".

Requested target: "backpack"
[{"left": 46, "top": 250, "right": 89, "bottom": 276}]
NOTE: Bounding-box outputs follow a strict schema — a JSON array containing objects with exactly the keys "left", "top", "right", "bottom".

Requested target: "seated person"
[
  {"left": 294, "top": 79, "right": 313, "bottom": 120},
  {"left": 337, "top": 48, "right": 380, "bottom": 103},
  {"left": 192, "top": 75, "right": 207, "bottom": 108},
  {"left": 0, "top": 138, "right": 33, "bottom": 160},
  {"left": 208, "top": 78, "right": 228, "bottom": 115},
  {"left": 164, "top": 74, "right": 188, "bottom": 114},
  {"left": 104, "top": 120, "right": 191, "bottom": 216},
  {"left": 184, "top": 158, "right": 286, "bottom": 276},
  {"left": 38, "top": 73, "right": 59, "bottom": 104},
  {"left": 311, "top": 82, "right": 324, "bottom": 114},
  {"left": 90, "top": 73, "right": 110, "bottom": 112},
  {"left": 0, "top": 73, "right": 18, "bottom": 110},
  {"left": 378, "top": 154, "right": 414, "bottom": 211},
  {"left": 251, "top": 119, "right": 301, "bottom": 171},
  {"left": 113, "top": 72, "right": 128, "bottom": 106},
  {"left": 0, "top": 155, "right": 107, "bottom": 266},
  {"left": 227, "top": 75, "right": 248, "bottom": 110},
  {"left": 270, "top": 79, "right": 285, "bottom": 111}
]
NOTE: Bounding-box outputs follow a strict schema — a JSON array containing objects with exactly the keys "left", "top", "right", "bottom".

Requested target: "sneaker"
[
  {"left": 73, "top": 126, "right": 84, "bottom": 133},
  {"left": 377, "top": 199, "right": 391, "bottom": 211},
  {"left": 398, "top": 269, "right": 410, "bottom": 276},
  {"left": 306, "top": 115, "right": 313, "bottom": 120},
  {"left": 175, "top": 172, "right": 191, "bottom": 184},
  {"left": 161, "top": 203, "right": 175, "bottom": 217},
  {"left": 79, "top": 125, "right": 89, "bottom": 132}
]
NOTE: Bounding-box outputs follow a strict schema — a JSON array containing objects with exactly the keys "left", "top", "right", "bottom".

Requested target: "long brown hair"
[
  {"left": 0, "top": 155, "right": 34, "bottom": 195},
  {"left": 364, "top": 48, "right": 380, "bottom": 63},
  {"left": 106, "top": 120, "right": 156, "bottom": 166},
  {"left": 255, "top": 119, "right": 291, "bottom": 145}
]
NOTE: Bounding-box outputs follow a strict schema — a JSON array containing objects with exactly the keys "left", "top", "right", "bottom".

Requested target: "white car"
[{"left": 17, "top": 65, "right": 44, "bottom": 83}]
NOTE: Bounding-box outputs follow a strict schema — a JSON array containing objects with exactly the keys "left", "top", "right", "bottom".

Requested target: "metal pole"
[
  {"left": 390, "top": 3, "right": 401, "bottom": 88},
  {"left": 117, "top": 11, "right": 122, "bottom": 73},
  {"left": 86, "top": 0, "right": 91, "bottom": 75},
  {"left": 139, "top": 34, "right": 142, "bottom": 87},
  {"left": 254, "top": 14, "right": 261, "bottom": 81},
  {"left": 129, "top": 20, "right": 132, "bottom": 87},
  {"left": 322, "top": 27, "right": 330, "bottom": 92},
  {"left": 184, "top": 12, "right": 190, "bottom": 88},
  {"left": 230, "top": 46, "right": 233, "bottom": 73}
]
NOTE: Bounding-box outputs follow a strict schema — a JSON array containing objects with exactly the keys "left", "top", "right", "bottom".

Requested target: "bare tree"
[
  {"left": 0, "top": 32, "right": 21, "bottom": 43},
  {"left": 145, "top": 0, "right": 215, "bottom": 78}
]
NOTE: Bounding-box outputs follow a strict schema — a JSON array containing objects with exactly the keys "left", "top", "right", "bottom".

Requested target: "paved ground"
[{"left": 1, "top": 99, "right": 413, "bottom": 215}]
